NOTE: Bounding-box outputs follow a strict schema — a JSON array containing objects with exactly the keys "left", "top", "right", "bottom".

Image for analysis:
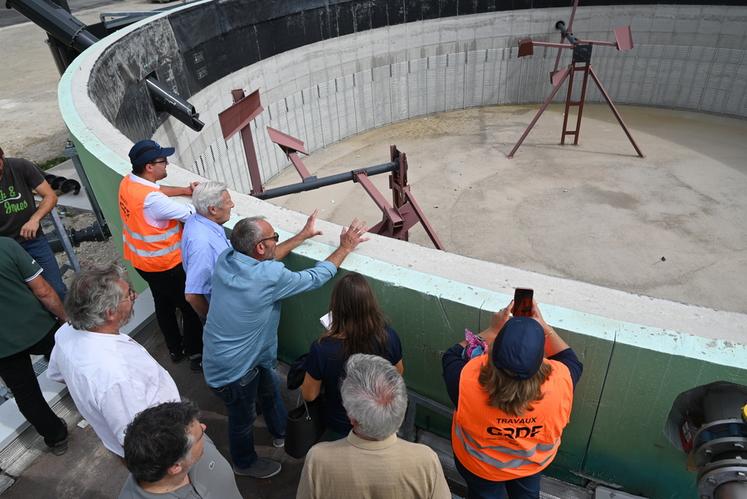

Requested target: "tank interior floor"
[{"left": 266, "top": 104, "right": 747, "bottom": 315}]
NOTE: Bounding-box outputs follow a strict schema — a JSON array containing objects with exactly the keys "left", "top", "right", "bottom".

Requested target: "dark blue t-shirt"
[{"left": 304, "top": 326, "right": 403, "bottom": 434}]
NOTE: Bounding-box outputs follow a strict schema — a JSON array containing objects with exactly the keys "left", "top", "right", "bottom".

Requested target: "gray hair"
[
  {"left": 64, "top": 263, "right": 129, "bottom": 330},
  {"left": 230, "top": 216, "right": 266, "bottom": 256},
  {"left": 192, "top": 181, "right": 228, "bottom": 216},
  {"left": 341, "top": 354, "right": 408, "bottom": 440}
]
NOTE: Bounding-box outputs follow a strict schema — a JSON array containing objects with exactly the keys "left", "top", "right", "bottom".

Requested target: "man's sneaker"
[
  {"left": 233, "top": 458, "right": 282, "bottom": 479},
  {"left": 169, "top": 351, "right": 185, "bottom": 363},
  {"left": 48, "top": 419, "right": 69, "bottom": 456},
  {"left": 272, "top": 438, "right": 285, "bottom": 448},
  {"left": 189, "top": 357, "right": 202, "bottom": 372},
  {"left": 48, "top": 438, "right": 68, "bottom": 456}
]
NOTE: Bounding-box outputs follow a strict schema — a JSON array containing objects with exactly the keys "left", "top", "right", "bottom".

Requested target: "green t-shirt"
[
  {"left": 0, "top": 237, "right": 57, "bottom": 358},
  {"left": 0, "top": 157, "right": 45, "bottom": 241}
]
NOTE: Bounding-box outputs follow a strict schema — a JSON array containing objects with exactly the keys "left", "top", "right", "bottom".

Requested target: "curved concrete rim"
[{"left": 58, "top": 7, "right": 747, "bottom": 367}]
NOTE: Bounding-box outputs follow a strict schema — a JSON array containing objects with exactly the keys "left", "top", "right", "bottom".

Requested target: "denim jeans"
[
  {"left": 212, "top": 365, "right": 287, "bottom": 468},
  {"left": 455, "top": 456, "right": 542, "bottom": 499},
  {"left": 20, "top": 236, "right": 67, "bottom": 301}
]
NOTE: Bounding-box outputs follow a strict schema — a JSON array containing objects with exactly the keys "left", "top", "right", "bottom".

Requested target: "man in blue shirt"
[
  {"left": 183, "top": 183, "right": 324, "bottom": 320},
  {"left": 203, "top": 215, "right": 368, "bottom": 479},
  {"left": 183, "top": 182, "right": 234, "bottom": 320}
]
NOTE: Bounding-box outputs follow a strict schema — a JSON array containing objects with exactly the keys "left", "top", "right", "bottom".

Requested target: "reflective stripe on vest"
[
  {"left": 451, "top": 356, "right": 574, "bottom": 481},
  {"left": 454, "top": 424, "right": 557, "bottom": 469},
  {"left": 118, "top": 175, "right": 182, "bottom": 272},
  {"left": 123, "top": 224, "right": 180, "bottom": 243},
  {"left": 123, "top": 238, "right": 181, "bottom": 257}
]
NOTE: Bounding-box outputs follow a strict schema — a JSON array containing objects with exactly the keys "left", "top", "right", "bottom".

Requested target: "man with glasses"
[
  {"left": 203, "top": 215, "right": 368, "bottom": 479},
  {"left": 119, "top": 401, "right": 241, "bottom": 499},
  {"left": 47, "top": 263, "right": 181, "bottom": 457},
  {"left": 118, "top": 139, "right": 205, "bottom": 370}
]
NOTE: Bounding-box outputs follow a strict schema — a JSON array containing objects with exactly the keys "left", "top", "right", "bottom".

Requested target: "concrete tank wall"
[
  {"left": 153, "top": 4, "right": 747, "bottom": 190},
  {"left": 60, "top": 2, "right": 747, "bottom": 498}
]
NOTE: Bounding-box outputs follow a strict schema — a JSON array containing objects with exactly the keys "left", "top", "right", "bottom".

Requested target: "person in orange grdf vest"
[
  {"left": 118, "top": 140, "right": 204, "bottom": 371},
  {"left": 442, "top": 300, "right": 583, "bottom": 499}
]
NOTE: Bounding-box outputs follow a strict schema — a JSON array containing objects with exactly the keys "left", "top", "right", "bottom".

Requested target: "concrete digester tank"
[{"left": 58, "top": 1, "right": 747, "bottom": 497}]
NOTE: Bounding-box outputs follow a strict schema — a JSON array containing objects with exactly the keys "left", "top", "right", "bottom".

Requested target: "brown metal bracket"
[
  {"left": 267, "top": 128, "right": 444, "bottom": 250},
  {"left": 218, "top": 89, "right": 265, "bottom": 194},
  {"left": 219, "top": 89, "right": 443, "bottom": 249},
  {"left": 266, "top": 126, "right": 315, "bottom": 181}
]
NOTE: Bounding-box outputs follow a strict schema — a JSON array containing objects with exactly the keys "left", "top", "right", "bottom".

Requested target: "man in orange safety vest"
[{"left": 118, "top": 140, "right": 204, "bottom": 371}]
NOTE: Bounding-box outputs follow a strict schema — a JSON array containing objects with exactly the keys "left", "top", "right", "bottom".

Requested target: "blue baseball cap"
[
  {"left": 128, "top": 139, "right": 175, "bottom": 168},
  {"left": 491, "top": 317, "right": 545, "bottom": 380}
]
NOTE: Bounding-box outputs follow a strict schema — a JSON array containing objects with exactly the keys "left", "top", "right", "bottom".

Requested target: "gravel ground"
[{"left": 45, "top": 207, "right": 119, "bottom": 285}]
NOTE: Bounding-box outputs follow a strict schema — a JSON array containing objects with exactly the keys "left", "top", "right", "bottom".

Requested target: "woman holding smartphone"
[
  {"left": 442, "top": 299, "right": 583, "bottom": 499},
  {"left": 301, "top": 272, "right": 404, "bottom": 440}
]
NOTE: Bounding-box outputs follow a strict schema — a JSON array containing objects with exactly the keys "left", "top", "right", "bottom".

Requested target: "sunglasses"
[{"left": 258, "top": 232, "right": 279, "bottom": 244}]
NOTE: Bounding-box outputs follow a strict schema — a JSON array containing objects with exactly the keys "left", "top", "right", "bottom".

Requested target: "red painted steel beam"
[
  {"left": 403, "top": 191, "right": 445, "bottom": 250},
  {"left": 553, "top": 0, "right": 579, "bottom": 74},
  {"left": 508, "top": 67, "right": 572, "bottom": 158},
  {"left": 353, "top": 172, "right": 404, "bottom": 228},
  {"left": 288, "top": 152, "right": 314, "bottom": 181},
  {"left": 266, "top": 127, "right": 314, "bottom": 180},
  {"left": 531, "top": 41, "right": 575, "bottom": 50},
  {"left": 219, "top": 89, "right": 263, "bottom": 140},
  {"left": 267, "top": 126, "right": 307, "bottom": 154},
  {"left": 588, "top": 66, "right": 645, "bottom": 157},
  {"left": 219, "top": 89, "right": 264, "bottom": 194}
]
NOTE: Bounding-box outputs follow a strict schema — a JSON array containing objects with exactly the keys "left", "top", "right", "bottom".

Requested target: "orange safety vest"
[
  {"left": 118, "top": 175, "right": 182, "bottom": 272},
  {"left": 452, "top": 356, "right": 573, "bottom": 482}
]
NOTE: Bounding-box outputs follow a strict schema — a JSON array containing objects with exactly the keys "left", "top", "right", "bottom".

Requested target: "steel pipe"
[{"left": 254, "top": 162, "right": 398, "bottom": 200}]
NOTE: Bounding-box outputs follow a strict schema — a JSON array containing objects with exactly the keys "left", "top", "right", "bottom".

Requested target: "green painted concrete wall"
[{"left": 275, "top": 252, "right": 746, "bottom": 498}]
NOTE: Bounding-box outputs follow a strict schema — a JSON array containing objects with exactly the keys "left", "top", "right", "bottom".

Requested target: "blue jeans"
[
  {"left": 212, "top": 365, "right": 287, "bottom": 468},
  {"left": 20, "top": 236, "right": 67, "bottom": 301},
  {"left": 455, "top": 456, "right": 542, "bottom": 499}
]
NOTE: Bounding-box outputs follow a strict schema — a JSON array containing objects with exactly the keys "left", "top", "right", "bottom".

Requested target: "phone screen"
[{"left": 512, "top": 288, "right": 534, "bottom": 317}]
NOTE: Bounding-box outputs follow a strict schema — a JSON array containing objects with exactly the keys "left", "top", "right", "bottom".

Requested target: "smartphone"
[{"left": 512, "top": 288, "right": 534, "bottom": 317}]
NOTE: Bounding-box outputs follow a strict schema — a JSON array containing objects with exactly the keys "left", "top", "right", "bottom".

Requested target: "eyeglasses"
[
  {"left": 258, "top": 232, "right": 279, "bottom": 244},
  {"left": 151, "top": 159, "right": 168, "bottom": 165},
  {"left": 121, "top": 286, "right": 137, "bottom": 303}
]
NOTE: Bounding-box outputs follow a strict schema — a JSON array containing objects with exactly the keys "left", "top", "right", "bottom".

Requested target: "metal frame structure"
[
  {"left": 219, "top": 89, "right": 265, "bottom": 195},
  {"left": 219, "top": 89, "right": 444, "bottom": 250},
  {"left": 508, "top": 0, "right": 644, "bottom": 159}
]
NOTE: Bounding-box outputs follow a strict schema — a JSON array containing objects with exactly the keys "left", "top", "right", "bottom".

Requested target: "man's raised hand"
[
  {"left": 300, "top": 209, "right": 323, "bottom": 240},
  {"left": 340, "top": 218, "right": 369, "bottom": 251}
]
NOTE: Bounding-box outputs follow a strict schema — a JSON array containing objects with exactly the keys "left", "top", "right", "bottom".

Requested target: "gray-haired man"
[
  {"left": 297, "top": 354, "right": 451, "bottom": 499},
  {"left": 47, "top": 263, "right": 180, "bottom": 457},
  {"left": 182, "top": 181, "right": 235, "bottom": 321}
]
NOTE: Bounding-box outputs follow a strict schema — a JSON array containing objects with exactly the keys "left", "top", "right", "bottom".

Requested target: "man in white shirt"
[
  {"left": 47, "top": 263, "right": 180, "bottom": 457},
  {"left": 118, "top": 139, "right": 204, "bottom": 371}
]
